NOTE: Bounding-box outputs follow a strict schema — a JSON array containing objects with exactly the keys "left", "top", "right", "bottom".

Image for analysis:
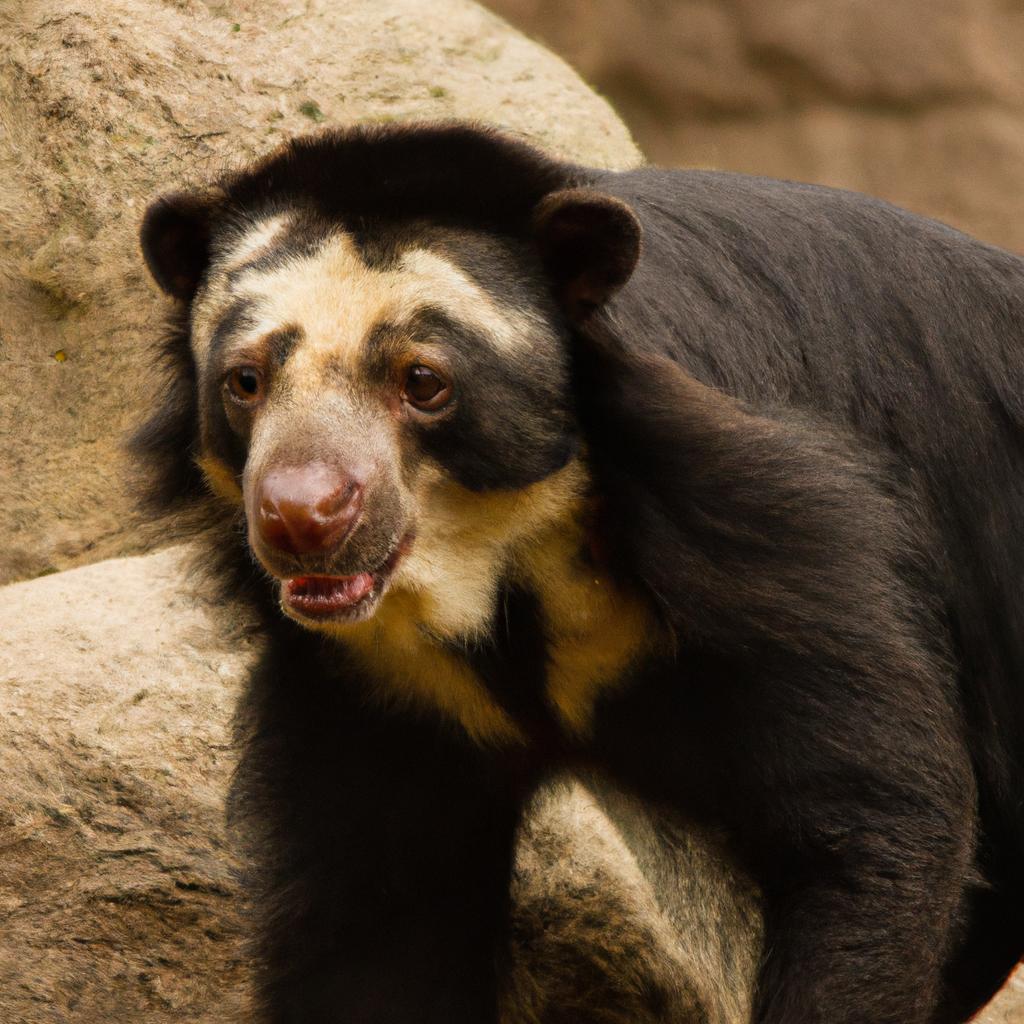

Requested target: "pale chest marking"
[
  {"left": 516, "top": 524, "right": 660, "bottom": 737},
  {"left": 338, "top": 511, "right": 661, "bottom": 746}
]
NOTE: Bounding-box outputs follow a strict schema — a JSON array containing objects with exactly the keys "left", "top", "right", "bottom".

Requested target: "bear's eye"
[
  {"left": 402, "top": 364, "right": 452, "bottom": 411},
  {"left": 225, "top": 366, "right": 265, "bottom": 406}
]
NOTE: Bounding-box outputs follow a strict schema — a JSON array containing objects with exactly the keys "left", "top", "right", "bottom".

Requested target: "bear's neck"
[{"left": 334, "top": 495, "right": 661, "bottom": 748}]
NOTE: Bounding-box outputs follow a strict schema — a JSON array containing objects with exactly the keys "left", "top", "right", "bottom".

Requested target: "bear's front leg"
[{"left": 232, "top": 642, "right": 527, "bottom": 1024}]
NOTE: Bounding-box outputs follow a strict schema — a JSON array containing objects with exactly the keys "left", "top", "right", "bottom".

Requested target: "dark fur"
[{"left": 133, "top": 123, "right": 1024, "bottom": 1023}]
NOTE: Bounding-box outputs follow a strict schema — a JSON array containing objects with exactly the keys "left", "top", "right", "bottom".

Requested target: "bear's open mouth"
[
  {"left": 285, "top": 573, "right": 375, "bottom": 617},
  {"left": 279, "top": 533, "right": 413, "bottom": 625}
]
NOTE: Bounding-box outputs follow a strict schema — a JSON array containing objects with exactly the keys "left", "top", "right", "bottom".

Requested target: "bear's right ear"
[
  {"left": 532, "top": 187, "right": 642, "bottom": 322},
  {"left": 140, "top": 190, "right": 220, "bottom": 301}
]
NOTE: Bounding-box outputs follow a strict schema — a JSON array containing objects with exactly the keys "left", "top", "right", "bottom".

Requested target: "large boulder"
[
  {"left": 0, "top": 0, "right": 640, "bottom": 584},
  {"left": 0, "top": 547, "right": 762, "bottom": 1023},
  {"left": 488, "top": 0, "right": 1024, "bottom": 255}
]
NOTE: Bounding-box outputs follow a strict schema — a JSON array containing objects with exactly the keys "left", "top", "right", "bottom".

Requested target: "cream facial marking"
[
  {"left": 197, "top": 453, "right": 244, "bottom": 504},
  {"left": 319, "top": 461, "right": 588, "bottom": 746},
  {"left": 191, "top": 228, "right": 540, "bottom": 370},
  {"left": 516, "top": 515, "right": 661, "bottom": 737},
  {"left": 390, "top": 459, "right": 590, "bottom": 641},
  {"left": 190, "top": 214, "right": 293, "bottom": 354},
  {"left": 221, "top": 213, "right": 292, "bottom": 271}
]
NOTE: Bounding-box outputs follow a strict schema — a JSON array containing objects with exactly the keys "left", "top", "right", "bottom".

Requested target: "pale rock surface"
[{"left": 983, "top": 976, "right": 1024, "bottom": 1024}]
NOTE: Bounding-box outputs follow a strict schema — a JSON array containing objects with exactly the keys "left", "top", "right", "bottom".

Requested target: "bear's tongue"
[{"left": 285, "top": 574, "right": 374, "bottom": 616}]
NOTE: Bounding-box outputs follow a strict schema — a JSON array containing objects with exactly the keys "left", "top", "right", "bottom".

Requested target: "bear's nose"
[{"left": 255, "top": 463, "right": 364, "bottom": 558}]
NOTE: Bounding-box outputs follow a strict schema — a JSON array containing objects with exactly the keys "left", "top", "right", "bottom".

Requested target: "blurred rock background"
[{"left": 486, "top": 0, "right": 1024, "bottom": 254}]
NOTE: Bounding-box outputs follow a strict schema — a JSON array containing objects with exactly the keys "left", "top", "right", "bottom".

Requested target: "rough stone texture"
[
  {"left": 0, "top": 548, "right": 255, "bottom": 1022},
  {"left": 985, "top": 977, "right": 1024, "bottom": 1024},
  {"left": 0, "top": 547, "right": 762, "bottom": 1024},
  {"left": 487, "top": 0, "right": 1024, "bottom": 255},
  {"left": 0, "top": 0, "right": 640, "bottom": 585}
]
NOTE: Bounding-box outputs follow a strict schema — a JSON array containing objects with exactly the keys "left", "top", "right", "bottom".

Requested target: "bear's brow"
[
  {"left": 263, "top": 325, "right": 304, "bottom": 367},
  {"left": 361, "top": 305, "right": 485, "bottom": 362},
  {"left": 206, "top": 297, "right": 260, "bottom": 356},
  {"left": 224, "top": 219, "right": 332, "bottom": 286}
]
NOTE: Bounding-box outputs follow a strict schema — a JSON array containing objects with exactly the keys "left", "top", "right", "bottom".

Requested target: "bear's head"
[{"left": 136, "top": 123, "right": 641, "bottom": 643}]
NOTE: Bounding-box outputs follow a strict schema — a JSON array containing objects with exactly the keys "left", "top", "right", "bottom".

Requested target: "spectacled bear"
[{"left": 134, "top": 121, "right": 1024, "bottom": 1024}]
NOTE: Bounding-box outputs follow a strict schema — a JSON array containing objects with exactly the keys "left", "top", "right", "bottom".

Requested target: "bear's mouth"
[
  {"left": 285, "top": 572, "right": 376, "bottom": 616},
  {"left": 279, "top": 534, "right": 413, "bottom": 626}
]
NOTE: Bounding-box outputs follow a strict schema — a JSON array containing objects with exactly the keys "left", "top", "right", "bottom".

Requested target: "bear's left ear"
[
  {"left": 140, "top": 190, "right": 221, "bottom": 302},
  {"left": 532, "top": 187, "right": 642, "bottom": 321}
]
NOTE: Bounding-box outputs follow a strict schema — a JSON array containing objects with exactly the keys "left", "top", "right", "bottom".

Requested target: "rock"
[
  {"left": 0, "top": 547, "right": 761, "bottom": 1023},
  {"left": 487, "top": 0, "right": 1024, "bottom": 255},
  {"left": 0, "top": 0, "right": 640, "bottom": 584},
  {"left": 981, "top": 975, "right": 1024, "bottom": 1024},
  {"left": 0, "top": 548, "right": 255, "bottom": 1022}
]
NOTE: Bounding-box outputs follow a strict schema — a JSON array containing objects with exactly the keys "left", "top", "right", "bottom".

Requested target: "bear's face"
[
  {"left": 137, "top": 126, "right": 642, "bottom": 647},
  {"left": 186, "top": 209, "right": 582, "bottom": 638}
]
